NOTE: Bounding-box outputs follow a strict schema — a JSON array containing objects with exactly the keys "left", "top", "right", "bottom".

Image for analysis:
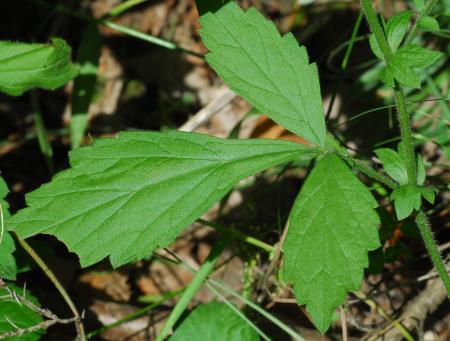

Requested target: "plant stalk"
[
  {"left": 335, "top": 151, "right": 398, "bottom": 189},
  {"left": 361, "top": 0, "right": 450, "bottom": 297},
  {"left": 14, "top": 234, "right": 86, "bottom": 340},
  {"left": 415, "top": 211, "right": 450, "bottom": 294},
  {"left": 393, "top": 87, "right": 417, "bottom": 184},
  {"left": 31, "top": 91, "right": 54, "bottom": 174},
  {"left": 155, "top": 234, "right": 231, "bottom": 341}
]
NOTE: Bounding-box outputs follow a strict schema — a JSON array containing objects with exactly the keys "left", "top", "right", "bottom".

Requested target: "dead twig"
[
  {"left": 364, "top": 274, "right": 448, "bottom": 340},
  {"left": 0, "top": 285, "right": 83, "bottom": 340},
  {"left": 179, "top": 87, "right": 236, "bottom": 132}
]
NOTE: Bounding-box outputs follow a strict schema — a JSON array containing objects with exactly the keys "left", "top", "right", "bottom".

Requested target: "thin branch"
[
  {"left": 0, "top": 285, "right": 81, "bottom": 340},
  {"left": 13, "top": 234, "right": 86, "bottom": 340}
]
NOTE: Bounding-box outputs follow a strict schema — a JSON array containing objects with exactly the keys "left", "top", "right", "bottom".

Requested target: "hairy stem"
[
  {"left": 360, "top": 0, "right": 416, "bottom": 184},
  {"left": 361, "top": 0, "right": 450, "bottom": 297},
  {"left": 335, "top": 151, "right": 398, "bottom": 189},
  {"left": 393, "top": 87, "right": 417, "bottom": 184},
  {"left": 415, "top": 211, "right": 450, "bottom": 294},
  {"left": 155, "top": 235, "right": 231, "bottom": 340},
  {"left": 14, "top": 234, "right": 86, "bottom": 340}
]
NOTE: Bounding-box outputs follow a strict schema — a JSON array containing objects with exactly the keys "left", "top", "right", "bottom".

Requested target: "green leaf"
[
  {"left": 0, "top": 232, "right": 17, "bottom": 280},
  {"left": 413, "top": 0, "right": 425, "bottom": 11},
  {"left": 420, "top": 187, "right": 436, "bottom": 204},
  {"left": 283, "top": 154, "right": 380, "bottom": 333},
  {"left": 10, "top": 131, "right": 317, "bottom": 267},
  {"left": 378, "top": 66, "right": 395, "bottom": 87},
  {"left": 0, "top": 176, "right": 10, "bottom": 219},
  {"left": 170, "top": 301, "right": 259, "bottom": 341},
  {"left": 0, "top": 177, "right": 17, "bottom": 280},
  {"left": 199, "top": 2, "right": 326, "bottom": 146},
  {"left": 391, "top": 184, "right": 422, "bottom": 220},
  {"left": 385, "top": 11, "right": 412, "bottom": 52},
  {"left": 0, "top": 285, "right": 45, "bottom": 340},
  {"left": 375, "top": 148, "right": 407, "bottom": 184},
  {"left": 386, "top": 45, "right": 443, "bottom": 88},
  {"left": 0, "top": 38, "right": 78, "bottom": 96},
  {"left": 392, "top": 45, "right": 443, "bottom": 69},
  {"left": 418, "top": 15, "right": 440, "bottom": 31},
  {"left": 388, "top": 59, "right": 420, "bottom": 88},
  {"left": 369, "top": 34, "right": 383, "bottom": 60}
]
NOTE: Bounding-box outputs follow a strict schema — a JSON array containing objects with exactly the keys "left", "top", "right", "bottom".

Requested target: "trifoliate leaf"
[
  {"left": 418, "top": 16, "right": 440, "bottom": 31},
  {"left": 0, "top": 285, "right": 45, "bottom": 341},
  {"left": 283, "top": 154, "right": 380, "bottom": 333},
  {"left": 10, "top": 131, "right": 317, "bottom": 267},
  {"left": 392, "top": 45, "right": 443, "bottom": 69},
  {"left": 199, "top": 2, "right": 326, "bottom": 146},
  {"left": 375, "top": 148, "right": 407, "bottom": 184},
  {"left": 0, "top": 38, "right": 78, "bottom": 96},
  {"left": 170, "top": 301, "right": 259, "bottom": 341},
  {"left": 385, "top": 11, "right": 412, "bottom": 52},
  {"left": 391, "top": 184, "right": 422, "bottom": 220}
]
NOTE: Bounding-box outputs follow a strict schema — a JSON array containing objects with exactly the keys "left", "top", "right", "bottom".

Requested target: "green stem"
[
  {"left": 14, "top": 234, "right": 86, "bottom": 340},
  {"left": 393, "top": 87, "right": 417, "bottom": 184},
  {"left": 360, "top": 0, "right": 393, "bottom": 61},
  {"left": 29, "top": 0, "right": 201, "bottom": 58},
  {"left": 335, "top": 151, "right": 398, "bottom": 189},
  {"left": 206, "top": 284, "right": 271, "bottom": 341},
  {"left": 155, "top": 235, "right": 231, "bottom": 341},
  {"left": 415, "top": 211, "right": 450, "bottom": 295},
  {"left": 207, "top": 280, "right": 305, "bottom": 341},
  {"left": 108, "top": 0, "right": 148, "bottom": 17},
  {"left": 325, "top": 11, "right": 363, "bottom": 121},
  {"left": 361, "top": 0, "right": 416, "bottom": 184},
  {"left": 197, "top": 218, "right": 276, "bottom": 253},
  {"left": 361, "top": 0, "right": 450, "bottom": 298},
  {"left": 341, "top": 10, "right": 364, "bottom": 70},
  {"left": 403, "top": 0, "right": 439, "bottom": 46},
  {"left": 31, "top": 91, "right": 54, "bottom": 174}
]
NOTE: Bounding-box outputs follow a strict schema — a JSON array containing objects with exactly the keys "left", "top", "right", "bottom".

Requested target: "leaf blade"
[
  {"left": 170, "top": 301, "right": 259, "bottom": 341},
  {"left": 385, "top": 11, "right": 412, "bottom": 52},
  {"left": 0, "top": 285, "right": 45, "bottom": 341},
  {"left": 375, "top": 148, "right": 407, "bottom": 184},
  {"left": 10, "top": 131, "right": 317, "bottom": 267},
  {"left": 199, "top": 3, "right": 326, "bottom": 146},
  {"left": 283, "top": 154, "right": 380, "bottom": 333},
  {"left": 0, "top": 38, "right": 78, "bottom": 96},
  {"left": 0, "top": 177, "right": 17, "bottom": 280}
]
